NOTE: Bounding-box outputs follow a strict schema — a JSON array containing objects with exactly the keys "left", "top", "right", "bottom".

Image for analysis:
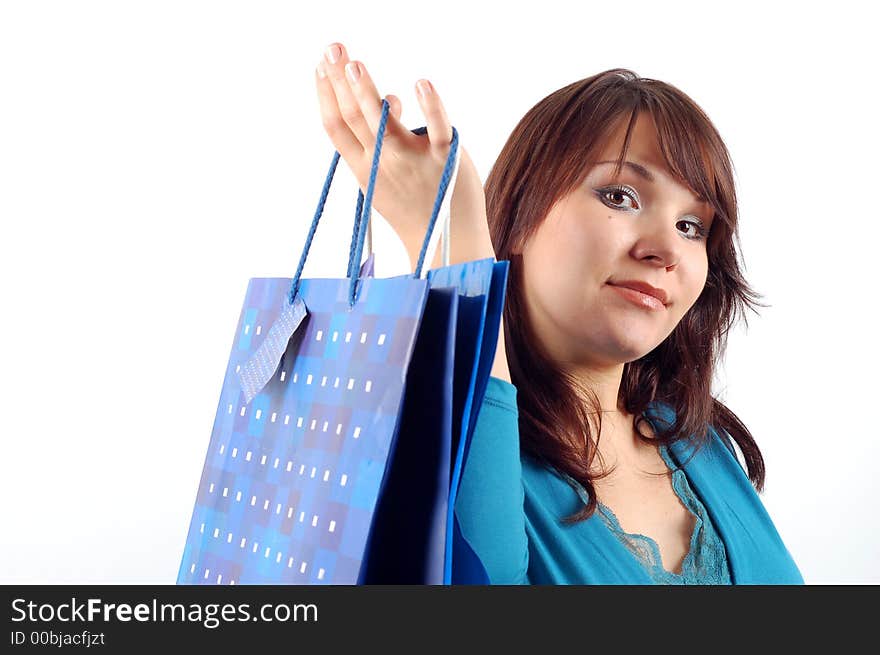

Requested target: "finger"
[
  {"left": 315, "top": 60, "right": 362, "bottom": 160},
  {"left": 322, "top": 43, "right": 375, "bottom": 150},
  {"left": 342, "top": 61, "right": 412, "bottom": 150},
  {"left": 415, "top": 79, "right": 454, "bottom": 153},
  {"left": 385, "top": 94, "right": 403, "bottom": 123}
]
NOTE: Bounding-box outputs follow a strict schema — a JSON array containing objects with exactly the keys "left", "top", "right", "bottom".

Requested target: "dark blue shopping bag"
[
  {"left": 357, "top": 122, "right": 510, "bottom": 584},
  {"left": 361, "top": 258, "right": 510, "bottom": 584},
  {"left": 359, "top": 285, "right": 458, "bottom": 584},
  {"left": 428, "top": 259, "right": 509, "bottom": 584}
]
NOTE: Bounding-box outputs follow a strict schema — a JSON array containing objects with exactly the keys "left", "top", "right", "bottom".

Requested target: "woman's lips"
[{"left": 607, "top": 283, "right": 667, "bottom": 311}]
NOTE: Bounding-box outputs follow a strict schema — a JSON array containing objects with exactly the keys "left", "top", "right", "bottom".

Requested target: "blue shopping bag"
[
  {"left": 359, "top": 285, "right": 458, "bottom": 584},
  {"left": 360, "top": 262, "right": 511, "bottom": 585},
  {"left": 359, "top": 259, "right": 512, "bottom": 584},
  {"left": 177, "top": 100, "right": 464, "bottom": 585},
  {"left": 427, "top": 259, "right": 510, "bottom": 584},
  {"left": 354, "top": 126, "right": 510, "bottom": 584}
]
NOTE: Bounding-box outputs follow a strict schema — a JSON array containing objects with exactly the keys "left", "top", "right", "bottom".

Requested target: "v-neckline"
[{"left": 595, "top": 444, "right": 704, "bottom": 578}]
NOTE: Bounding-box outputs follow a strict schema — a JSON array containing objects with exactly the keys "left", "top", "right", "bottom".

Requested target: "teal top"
[{"left": 453, "top": 376, "right": 804, "bottom": 585}]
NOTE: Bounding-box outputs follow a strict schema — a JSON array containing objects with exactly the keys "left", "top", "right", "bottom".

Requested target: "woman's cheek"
[{"left": 683, "top": 258, "right": 710, "bottom": 308}]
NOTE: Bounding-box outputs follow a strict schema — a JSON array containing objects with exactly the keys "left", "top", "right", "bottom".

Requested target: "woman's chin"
[{"left": 607, "top": 334, "right": 659, "bottom": 363}]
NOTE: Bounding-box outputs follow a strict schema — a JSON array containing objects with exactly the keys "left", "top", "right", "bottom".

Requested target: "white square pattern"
[{"left": 190, "top": 317, "right": 397, "bottom": 584}]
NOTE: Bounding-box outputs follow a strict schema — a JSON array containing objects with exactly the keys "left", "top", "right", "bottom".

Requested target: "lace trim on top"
[{"left": 594, "top": 443, "right": 731, "bottom": 585}]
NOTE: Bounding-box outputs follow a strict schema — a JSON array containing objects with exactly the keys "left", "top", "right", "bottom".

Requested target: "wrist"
[{"left": 404, "top": 222, "right": 495, "bottom": 272}]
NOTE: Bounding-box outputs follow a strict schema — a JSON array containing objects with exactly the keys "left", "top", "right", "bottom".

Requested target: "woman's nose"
[{"left": 631, "top": 218, "right": 682, "bottom": 269}]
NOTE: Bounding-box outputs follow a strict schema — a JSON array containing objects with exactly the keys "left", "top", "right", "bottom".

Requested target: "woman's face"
[{"left": 519, "top": 112, "right": 715, "bottom": 372}]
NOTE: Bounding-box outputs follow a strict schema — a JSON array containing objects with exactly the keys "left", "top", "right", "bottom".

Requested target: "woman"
[{"left": 315, "top": 42, "right": 803, "bottom": 584}]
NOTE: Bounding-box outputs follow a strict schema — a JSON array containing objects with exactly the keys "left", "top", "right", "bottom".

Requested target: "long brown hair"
[{"left": 484, "top": 68, "right": 768, "bottom": 524}]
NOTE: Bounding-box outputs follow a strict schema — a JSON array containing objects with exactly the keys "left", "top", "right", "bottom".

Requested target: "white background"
[{"left": 1, "top": 1, "right": 876, "bottom": 584}]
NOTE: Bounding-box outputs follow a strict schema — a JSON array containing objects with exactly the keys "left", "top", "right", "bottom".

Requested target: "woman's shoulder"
[
  {"left": 645, "top": 399, "right": 741, "bottom": 469},
  {"left": 485, "top": 375, "right": 518, "bottom": 410}
]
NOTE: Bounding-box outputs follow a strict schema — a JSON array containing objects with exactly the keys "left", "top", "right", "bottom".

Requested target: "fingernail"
[
  {"left": 417, "top": 80, "right": 433, "bottom": 97},
  {"left": 316, "top": 61, "right": 327, "bottom": 79},
  {"left": 325, "top": 44, "right": 341, "bottom": 64},
  {"left": 345, "top": 62, "right": 361, "bottom": 84}
]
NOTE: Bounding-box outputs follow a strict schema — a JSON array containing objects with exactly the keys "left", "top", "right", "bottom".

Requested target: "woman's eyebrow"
[
  {"left": 596, "top": 160, "right": 654, "bottom": 182},
  {"left": 595, "top": 159, "right": 710, "bottom": 203}
]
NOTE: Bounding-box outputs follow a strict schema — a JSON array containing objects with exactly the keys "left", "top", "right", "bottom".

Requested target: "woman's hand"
[{"left": 315, "top": 42, "right": 495, "bottom": 271}]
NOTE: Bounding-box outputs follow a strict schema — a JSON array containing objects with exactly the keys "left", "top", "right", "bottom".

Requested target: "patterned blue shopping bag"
[{"left": 176, "top": 100, "right": 464, "bottom": 585}]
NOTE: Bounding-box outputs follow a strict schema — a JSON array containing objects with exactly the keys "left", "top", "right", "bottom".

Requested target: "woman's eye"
[
  {"left": 598, "top": 185, "right": 639, "bottom": 210},
  {"left": 677, "top": 219, "right": 708, "bottom": 241}
]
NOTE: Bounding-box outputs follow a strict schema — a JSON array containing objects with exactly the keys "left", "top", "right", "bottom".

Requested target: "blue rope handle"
[
  {"left": 287, "top": 99, "right": 460, "bottom": 308},
  {"left": 346, "top": 190, "right": 366, "bottom": 280},
  {"left": 408, "top": 125, "right": 458, "bottom": 280}
]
